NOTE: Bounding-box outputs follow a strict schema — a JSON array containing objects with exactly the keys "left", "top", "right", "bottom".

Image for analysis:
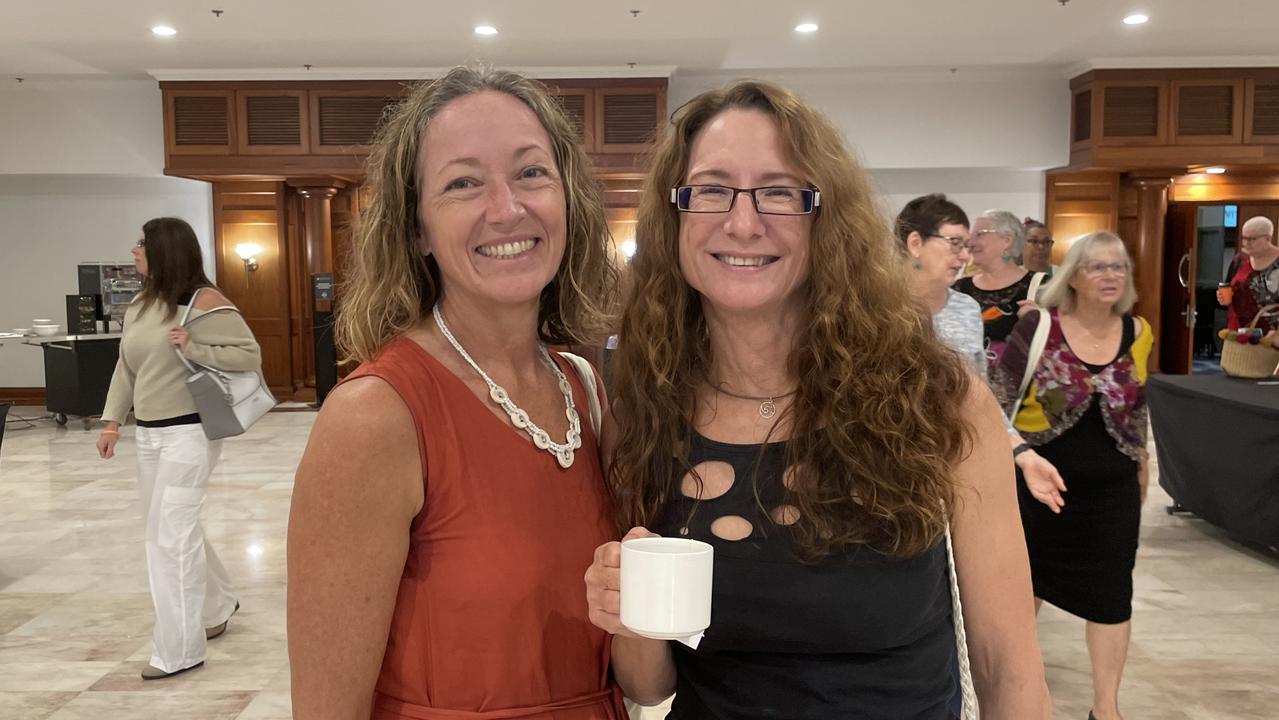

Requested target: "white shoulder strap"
[
  {"left": 558, "top": 352, "right": 602, "bottom": 438},
  {"left": 178, "top": 287, "right": 203, "bottom": 325},
  {"left": 943, "top": 507, "right": 979, "bottom": 719},
  {"left": 1017, "top": 308, "right": 1053, "bottom": 404},
  {"left": 1026, "top": 271, "right": 1046, "bottom": 303},
  {"left": 174, "top": 288, "right": 243, "bottom": 374}
]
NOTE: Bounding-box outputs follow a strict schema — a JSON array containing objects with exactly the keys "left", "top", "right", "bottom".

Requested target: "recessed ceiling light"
[
  {"left": 474, "top": 25, "right": 498, "bottom": 36},
  {"left": 1123, "top": 14, "right": 1149, "bottom": 25},
  {"left": 151, "top": 25, "right": 177, "bottom": 37},
  {"left": 795, "top": 23, "right": 819, "bottom": 33},
  {"left": 1205, "top": 166, "right": 1226, "bottom": 174}
]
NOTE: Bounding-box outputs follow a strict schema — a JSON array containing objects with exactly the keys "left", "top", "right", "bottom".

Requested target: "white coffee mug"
[{"left": 620, "top": 537, "right": 713, "bottom": 640}]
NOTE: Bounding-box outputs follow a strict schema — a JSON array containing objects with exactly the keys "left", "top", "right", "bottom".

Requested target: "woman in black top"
[
  {"left": 953, "top": 209, "right": 1041, "bottom": 375},
  {"left": 584, "top": 81, "right": 1050, "bottom": 719}
]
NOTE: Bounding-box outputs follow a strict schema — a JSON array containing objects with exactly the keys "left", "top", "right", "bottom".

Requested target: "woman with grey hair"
[
  {"left": 990, "top": 231, "right": 1153, "bottom": 720},
  {"left": 954, "top": 209, "right": 1047, "bottom": 374}
]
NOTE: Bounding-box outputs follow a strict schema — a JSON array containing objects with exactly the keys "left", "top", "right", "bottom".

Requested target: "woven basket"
[{"left": 1221, "top": 304, "right": 1279, "bottom": 378}]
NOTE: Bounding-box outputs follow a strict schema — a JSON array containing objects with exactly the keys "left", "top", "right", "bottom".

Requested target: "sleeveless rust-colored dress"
[{"left": 342, "top": 337, "right": 625, "bottom": 720}]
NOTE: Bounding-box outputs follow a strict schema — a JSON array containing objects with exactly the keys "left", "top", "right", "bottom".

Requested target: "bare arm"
[
  {"left": 591, "top": 396, "right": 678, "bottom": 706},
  {"left": 951, "top": 382, "right": 1051, "bottom": 719},
  {"left": 288, "top": 377, "right": 424, "bottom": 720}
]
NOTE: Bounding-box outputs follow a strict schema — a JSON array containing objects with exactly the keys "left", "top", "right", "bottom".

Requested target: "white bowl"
[
  {"left": 32, "top": 325, "right": 62, "bottom": 337},
  {"left": 31, "top": 318, "right": 55, "bottom": 324}
]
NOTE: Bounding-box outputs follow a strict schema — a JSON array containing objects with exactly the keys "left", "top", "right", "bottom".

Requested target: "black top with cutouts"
[{"left": 650, "top": 432, "right": 959, "bottom": 720}]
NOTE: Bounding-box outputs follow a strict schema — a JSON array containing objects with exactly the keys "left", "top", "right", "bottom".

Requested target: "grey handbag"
[{"left": 175, "top": 289, "right": 276, "bottom": 440}]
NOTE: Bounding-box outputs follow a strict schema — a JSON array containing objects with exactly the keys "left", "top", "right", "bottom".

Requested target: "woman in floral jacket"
[{"left": 991, "top": 230, "right": 1152, "bottom": 720}]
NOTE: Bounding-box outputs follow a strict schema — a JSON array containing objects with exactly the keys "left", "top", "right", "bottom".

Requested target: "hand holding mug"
[
  {"left": 585, "top": 526, "right": 658, "bottom": 638},
  {"left": 1217, "top": 283, "right": 1233, "bottom": 306}
]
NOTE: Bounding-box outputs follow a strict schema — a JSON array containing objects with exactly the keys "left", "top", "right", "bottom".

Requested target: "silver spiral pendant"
[{"left": 759, "top": 400, "right": 777, "bottom": 419}]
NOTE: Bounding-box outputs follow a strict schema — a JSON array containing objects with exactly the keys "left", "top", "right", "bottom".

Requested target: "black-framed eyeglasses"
[
  {"left": 671, "top": 185, "right": 821, "bottom": 215},
  {"left": 926, "top": 234, "right": 973, "bottom": 254},
  {"left": 1025, "top": 238, "right": 1055, "bottom": 248},
  {"left": 135, "top": 238, "right": 146, "bottom": 248}
]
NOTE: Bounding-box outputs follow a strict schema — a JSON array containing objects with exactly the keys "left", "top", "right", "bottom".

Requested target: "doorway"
[{"left": 1161, "top": 202, "right": 1279, "bottom": 373}]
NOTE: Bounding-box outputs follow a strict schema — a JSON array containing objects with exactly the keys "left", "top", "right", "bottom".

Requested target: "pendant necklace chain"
[{"left": 712, "top": 382, "right": 798, "bottom": 419}]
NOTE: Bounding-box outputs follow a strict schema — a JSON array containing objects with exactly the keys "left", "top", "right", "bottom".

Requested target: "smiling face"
[
  {"left": 908, "top": 222, "right": 970, "bottom": 292},
  {"left": 1070, "top": 243, "right": 1130, "bottom": 310},
  {"left": 418, "top": 90, "right": 567, "bottom": 311},
  {"left": 967, "top": 216, "right": 1014, "bottom": 272},
  {"left": 677, "top": 109, "right": 814, "bottom": 318}
]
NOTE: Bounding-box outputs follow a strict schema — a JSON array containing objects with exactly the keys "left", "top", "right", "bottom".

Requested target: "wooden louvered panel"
[
  {"left": 1251, "top": 83, "right": 1279, "bottom": 136},
  {"left": 1103, "top": 86, "right": 1161, "bottom": 138},
  {"left": 236, "top": 90, "right": 308, "bottom": 155},
  {"left": 1073, "top": 89, "right": 1092, "bottom": 144},
  {"left": 173, "top": 96, "right": 230, "bottom": 145},
  {"left": 549, "top": 88, "right": 594, "bottom": 151},
  {"left": 1177, "top": 85, "right": 1234, "bottom": 136},
  {"left": 246, "top": 96, "right": 302, "bottom": 145},
  {"left": 316, "top": 96, "right": 395, "bottom": 146},
  {"left": 602, "top": 93, "right": 658, "bottom": 145},
  {"left": 558, "top": 94, "right": 588, "bottom": 139}
]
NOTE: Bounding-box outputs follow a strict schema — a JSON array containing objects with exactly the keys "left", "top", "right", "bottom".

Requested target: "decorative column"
[
  {"left": 295, "top": 185, "right": 339, "bottom": 275},
  {"left": 1132, "top": 176, "right": 1173, "bottom": 371}
]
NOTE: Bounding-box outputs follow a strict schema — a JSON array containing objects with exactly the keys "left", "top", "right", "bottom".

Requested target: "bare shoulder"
[
  {"left": 297, "top": 376, "right": 423, "bottom": 515},
  {"left": 960, "top": 371, "right": 1002, "bottom": 425},
  {"left": 192, "top": 288, "right": 234, "bottom": 312}
]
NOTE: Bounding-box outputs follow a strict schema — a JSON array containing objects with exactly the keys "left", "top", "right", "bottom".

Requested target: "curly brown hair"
[
  {"left": 336, "top": 65, "right": 618, "bottom": 363},
  {"left": 609, "top": 80, "right": 973, "bottom": 561}
]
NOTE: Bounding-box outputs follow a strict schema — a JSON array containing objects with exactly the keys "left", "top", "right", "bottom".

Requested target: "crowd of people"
[{"left": 92, "top": 64, "right": 1279, "bottom": 720}]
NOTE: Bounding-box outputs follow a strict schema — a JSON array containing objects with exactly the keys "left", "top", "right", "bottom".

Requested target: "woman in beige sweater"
[{"left": 97, "top": 217, "right": 262, "bottom": 680}]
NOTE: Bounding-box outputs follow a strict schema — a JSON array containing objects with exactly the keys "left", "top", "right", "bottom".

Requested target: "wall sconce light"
[
  {"left": 235, "top": 243, "right": 263, "bottom": 271},
  {"left": 620, "top": 239, "right": 637, "bottom": 263}
]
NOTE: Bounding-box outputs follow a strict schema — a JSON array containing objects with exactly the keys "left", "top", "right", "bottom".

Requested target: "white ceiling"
[{"left": 5, "top": 0, "right": 1279, "bottom": 79}]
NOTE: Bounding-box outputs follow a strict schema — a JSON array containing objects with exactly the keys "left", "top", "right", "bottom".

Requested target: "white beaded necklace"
[{"left": 432, "top": 304, "right": 581, "bottom": 468}]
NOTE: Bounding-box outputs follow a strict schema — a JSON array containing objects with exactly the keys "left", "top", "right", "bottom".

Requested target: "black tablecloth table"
[{"left": 1147, "top": 374, "right": 1279, "bottom": 550}]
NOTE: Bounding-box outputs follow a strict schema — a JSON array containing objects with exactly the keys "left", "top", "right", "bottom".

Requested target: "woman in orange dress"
[{"left": 287, "top": 66, "right": 624, "bottom": 720}]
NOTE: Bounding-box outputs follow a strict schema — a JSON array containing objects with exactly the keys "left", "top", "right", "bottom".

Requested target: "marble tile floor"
[{"left": 1, "top": 406, "right": 1277, "bottom": 719}]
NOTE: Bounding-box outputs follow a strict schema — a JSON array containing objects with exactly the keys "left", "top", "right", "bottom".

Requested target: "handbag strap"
[
  {"left": 1025, "top": 271, "right": 1046, "bottom": 303},
  {"left": 558, "top": 352, "right": 602, "bottom": 438},
  {"left": 943, "top": 505, "right": 979, "bottom": 719},
  {"left": 1016, "top": 308, "right": 1052, "bottom": 404},
  {"left": 174, "top": 287, "right": 245, "bottom": 376},
  {"left": 1246, "top": 303, "right": 1279, "bottom": 329}
]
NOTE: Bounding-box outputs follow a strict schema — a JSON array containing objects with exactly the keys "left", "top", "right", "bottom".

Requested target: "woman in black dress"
[
  {"left": 584, "top": 80, "right": 1050, "bottom": 719},
  {"left": 991, "top": 231, "right": 1153, "bottom": 720},
  {"left": 953, "top": 209, "right": 1045, "bottom": 375}
]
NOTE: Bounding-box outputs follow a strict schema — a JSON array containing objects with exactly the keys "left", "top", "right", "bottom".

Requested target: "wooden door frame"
[{"left": 1159, "top": 204, "right": 1199, "bottom": 374}]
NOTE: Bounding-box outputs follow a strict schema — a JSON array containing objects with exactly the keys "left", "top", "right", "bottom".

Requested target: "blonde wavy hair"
[
  {"left": 1039, "top": 231, "right": 1137, "bottom": 315},
  {"left": 609, "top": 80, "right": 974, "bottom": 561},
  {"left": 337, "top": 65, "right": 618, "bottom": 363}
]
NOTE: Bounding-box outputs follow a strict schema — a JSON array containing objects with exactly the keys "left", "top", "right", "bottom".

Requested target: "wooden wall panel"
[
  {"left": 1044, "top": 171, "right": 1120, "bottom": 262},
  {"left": 212, "top": 182, "right": 293, "bottom": 396}
]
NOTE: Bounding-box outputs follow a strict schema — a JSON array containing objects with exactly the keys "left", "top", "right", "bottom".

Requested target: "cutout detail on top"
[
  {"left": 710, "top": 515, "right": 754, "bottom": 541},
  {"left": 681, "top": 461, "right": 736, "bottom": 500}
]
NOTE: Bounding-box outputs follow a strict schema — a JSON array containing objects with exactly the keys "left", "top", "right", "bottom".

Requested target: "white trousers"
[{"left": 135, "top": 424, "right": 238, "bottom": 672}]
